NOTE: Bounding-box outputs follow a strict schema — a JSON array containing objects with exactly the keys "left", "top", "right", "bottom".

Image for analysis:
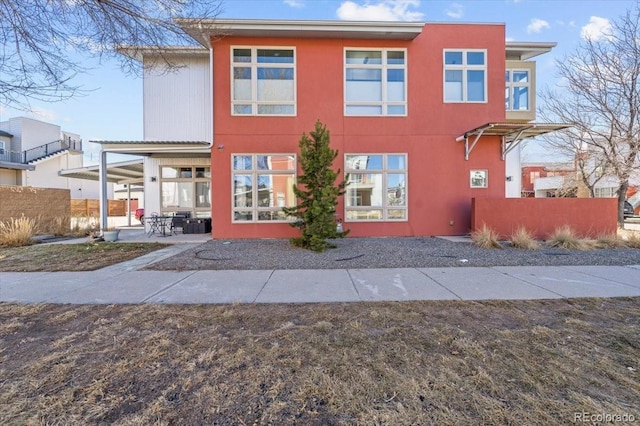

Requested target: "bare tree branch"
[
  {"left": 540, "top": 3, "right": 640, "bottom": 225},
  {"left": 0, "top": 0, "right": 222, "bottom": 110}
]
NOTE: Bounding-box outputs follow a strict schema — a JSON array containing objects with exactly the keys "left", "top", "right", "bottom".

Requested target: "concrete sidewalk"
[{"left": 2, "top": 244, "right": 639, "bottom": 304}]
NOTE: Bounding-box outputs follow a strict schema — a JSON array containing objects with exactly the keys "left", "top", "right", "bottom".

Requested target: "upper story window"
[
  {"left": 505, "top": 69, "right": 530, "bottom": 111},
  {"left": 231, "top": 47, "right": 296, "bottom": 116},
  {"left": 444, "top": 50, "right": 486, "bottom": 103},
  {"left": 344, "top": 49, "right": 407, "bottom": 116}
]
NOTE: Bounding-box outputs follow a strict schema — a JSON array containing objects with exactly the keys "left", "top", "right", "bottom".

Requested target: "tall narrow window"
[
  {"left": 505, "top": 69, "right": 530, "bottom": 111},
  {"left": 231, "top": 47, "right": 296, "bottom": 116},
  {"left": 345, "top": 154, "right": 407, "bottom": 221},
  {"left": 444, "top": 50, "right": 486, "bottom": 103},
  {"left": 232, "top": 154, "right": 297, "bottom": 222},
  {"left": 345, "top": 49, "right": 407, "bottom": 116}
]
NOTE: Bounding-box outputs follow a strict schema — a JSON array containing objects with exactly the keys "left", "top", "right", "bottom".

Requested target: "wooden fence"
[{"left": 71, "top": 199, "right": 134, "bottom": 217}]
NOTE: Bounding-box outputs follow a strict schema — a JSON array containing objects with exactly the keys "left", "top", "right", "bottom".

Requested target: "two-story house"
[
  {"left": 0, "top": 116, "right": 106, "bottom": 199},
  {"left": 95, "top": 19, "right": 568, "bottom": 238}
]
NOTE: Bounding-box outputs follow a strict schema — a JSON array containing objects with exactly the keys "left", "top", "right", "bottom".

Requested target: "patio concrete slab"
[
  {"left": 419, "top": 267, "right": 561, "bottom": 300},
  {"left": 494, "top": 266, "right": 640, "bottom": 298},
  {"left": 349, "top": 268, "right": 459, "bottom": 301},
  {"left": 562, "top": 265, "right": 640, "bottom": 289},
  {"left": 255, "top": 269, "right": 359, "bottom": 303},
  {"left": 1, "top": 272, "right": 106, "bottom": 303},
  {"left": 146, "top": 270, "right": 272, "bottom": 304},
  {"left": 48, "top": 270, "right": 194, "bottom": 304}
]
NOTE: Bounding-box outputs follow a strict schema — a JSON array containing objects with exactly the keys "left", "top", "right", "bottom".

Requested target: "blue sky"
[{"left": 0, "top": 0, "right": 636, "bottom": 163}]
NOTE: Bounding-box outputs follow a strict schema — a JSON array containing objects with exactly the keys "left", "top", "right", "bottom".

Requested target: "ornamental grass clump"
[
  {"left": 593, "top": 233, "right": 626, "bottom": 249},
  {"left": 0, "top": 216, "right": 36, "bottom": 247},
  {"left": 471, "top": 224, "right": 502, "bottom": 249},
  {"left": 624, "top": 232, "right": 640, "bottom": 249},
  {"left": 547, "top": 225, "right": 587, "bottom": 250},
  {"left": 509, "top": 227, "right": 539, "bottom": 250}
]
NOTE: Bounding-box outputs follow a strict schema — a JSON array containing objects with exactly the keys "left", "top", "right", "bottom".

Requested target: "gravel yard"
[{"left": 146, "top": 236, "right": 640, "bottom": 270}]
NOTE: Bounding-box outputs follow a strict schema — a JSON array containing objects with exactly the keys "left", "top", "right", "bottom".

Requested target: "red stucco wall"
[
  {"left": 210, "top": 23, "right": 508, "bottom": 239},
  {"left": 471, "top": 198, "right": 618, "bottom": 239}
]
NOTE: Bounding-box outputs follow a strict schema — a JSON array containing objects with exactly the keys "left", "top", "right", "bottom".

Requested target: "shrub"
[
  {"left": 547, "top": 225, "right": 587, "bottom": 250},
  {"left": 509, "top": 227, "right": 539, "bottom": 250},
  {"left": 593, "top": 233, "right": 626, "bottom": 249},
  {"left": 623, "top": 232, "right": 640, "bottom": 249},
  {"left": 471, "top": 224, "right": 502, "bottom": 249},
  {"left": 0, "top": 216, "right": 36, "bottom": 247}
]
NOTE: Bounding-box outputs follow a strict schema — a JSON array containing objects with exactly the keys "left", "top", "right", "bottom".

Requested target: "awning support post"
[
  {"left": 501, "top": 128, "right": 527, "bottom": 160},
  {"left": 464, "top": 129, "right": 485, "bottom": 161},
  {"left": 99, "top": 150, "right": 108, "bottom": 233}
]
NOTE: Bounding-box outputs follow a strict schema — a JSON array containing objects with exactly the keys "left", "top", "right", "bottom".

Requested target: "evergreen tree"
[{"left": 283, "top": 120, "right": 349, "bottom": 252}]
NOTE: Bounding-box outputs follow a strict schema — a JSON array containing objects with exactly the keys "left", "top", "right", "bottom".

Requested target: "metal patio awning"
[
  {"left": 456, "top": 122, "right": 572, "bottom": 160},
  {"left": 59, "top": 159, "right": 144, "bottom": 185}
]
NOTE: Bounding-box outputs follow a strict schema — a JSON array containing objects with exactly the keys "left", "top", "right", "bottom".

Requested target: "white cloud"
[
  {"left": 581, "top": 16, "right": 612, "bottom": 41},
  {"left": 445, "top": 2, "right": 463, "bottom": 19},
  {"left": 28, "top": 107, "right": 59, "bottom": 123},
  {"left": 283, "top": 0, "right": 305, "bottom": 8},
  {"left": 527, "top": 18, "right": 550, "bottom": 34},
  {"left": 336, "top": 0, "right": 424, "bottom": 21}
]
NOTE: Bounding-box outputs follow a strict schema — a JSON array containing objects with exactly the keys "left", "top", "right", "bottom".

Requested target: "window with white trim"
[
  {"left": 505, "top": 69, "right": 530, "bottom": 111},
  {"left": 231, "top": 47, "right": 296, "bottom": 116},
  {"left": 160, "top": 166, "right": 211, "bottom": 218},
  {"left": 345, "top": 154, "right": 407, "bottom": 221},
  {"left": 344, "top": 49, "right": 407, "bottom": 116},
  {"left": 0, "top": 141, "right": 5, "bottom": 155},
  {"left": 444, "top": 50, "right": 486, "bottom": 103},
  {"left": 594, "top": 187, "right": 616, "bottom": 198},
  {"left": 232, "top": 154, "right": 296, "bottom": 222},
  {"left": 470, "top": 170, "right": 488, "bottom": 188}
]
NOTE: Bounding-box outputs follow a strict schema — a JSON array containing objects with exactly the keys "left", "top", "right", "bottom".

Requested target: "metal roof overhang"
[
  {"left": 176, "top": 19, "right": 425, "bottom": 47},
  {"left": 90, "top": 140, "right": 211, "bottom": 156},
  {"left": 0, "top": 161, "right": 35, "bottom": 171},
  {"left": 59, "top": 159, "right": 145, "bottom": 184},
  {"left": 456, "top": 122, "right": 572, "bottom": 160}
]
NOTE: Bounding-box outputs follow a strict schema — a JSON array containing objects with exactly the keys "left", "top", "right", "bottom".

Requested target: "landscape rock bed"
[{"left": 147, "top": 237, "right": 640, "bottom": 270}]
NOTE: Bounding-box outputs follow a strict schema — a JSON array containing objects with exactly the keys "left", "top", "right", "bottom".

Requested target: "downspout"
[
  {"left": 99, "top": 150, "right": 108, "bottom": 233},
  {"left": 209, "top": 45, "right": 214, "bottom": 150}
]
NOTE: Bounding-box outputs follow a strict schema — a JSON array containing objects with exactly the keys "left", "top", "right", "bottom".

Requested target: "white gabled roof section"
[{"left": 175, "top": 18, "right": 425, "bottom": 47}]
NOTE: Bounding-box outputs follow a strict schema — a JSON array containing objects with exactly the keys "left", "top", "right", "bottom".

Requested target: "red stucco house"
[{"left": 95, "top": 19, "right": 569, "bottom": 238}]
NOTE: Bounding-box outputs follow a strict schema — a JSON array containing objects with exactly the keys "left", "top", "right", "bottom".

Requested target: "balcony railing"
[{"left": 0, "top": 139, "right": 82, "bottom": 164}]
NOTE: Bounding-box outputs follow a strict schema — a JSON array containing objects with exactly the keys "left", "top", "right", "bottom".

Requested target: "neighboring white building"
[{"left": 0, "top": 116, "right": 111, "bottom": 198}]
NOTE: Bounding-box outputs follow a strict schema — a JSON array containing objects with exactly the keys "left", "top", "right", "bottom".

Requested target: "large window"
[
  {"left": 161, "top": 166, "right": 211, "bottom": 218},
  {"left": 232, "top": 154, "right": 296, "bottom": 222},
  {"left": 344, "top": 49, "right": 407, "bottom": 116},
  {"left": 231, "top": 47, "right": 296, "bottom": 116},
  {"left": 505, "top": 69, "right": 530, "bottom": 111},
  {"left": 444, "top": 50, "right": 486, "bottom": 103},
  {"left": 345, "top": 154, "right": 407, "bottom": 221}
]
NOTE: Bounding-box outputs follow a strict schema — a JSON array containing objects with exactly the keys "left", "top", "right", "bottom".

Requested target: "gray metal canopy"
[
  {"left": 456, "top": 122, "right": 572, "bottom": 160},
  {"left": 59, "top": 159, "right": 144, "bottom": 184}
]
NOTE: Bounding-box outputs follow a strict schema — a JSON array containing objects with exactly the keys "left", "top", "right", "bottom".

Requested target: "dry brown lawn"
[
  {"left": 0, "top": 242, "right": 166, "bottom": 272},
  {"left": 1, "top": 299, "right": 638, "bottom": 425}
]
